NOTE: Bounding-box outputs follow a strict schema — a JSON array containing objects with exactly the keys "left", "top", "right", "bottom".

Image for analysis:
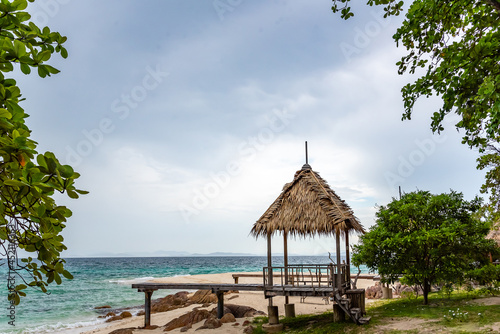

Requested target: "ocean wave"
[
  {"left": 17, "top": 317, "right": 107, "bottom": 334},
  {"left": 108, "top": 276, "right": 155, "bottom": 285}
]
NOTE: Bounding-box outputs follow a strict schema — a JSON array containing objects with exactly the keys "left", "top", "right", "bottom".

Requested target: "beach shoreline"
[{"left": 73, "top": 271, "right": 377, "bottom": 334}]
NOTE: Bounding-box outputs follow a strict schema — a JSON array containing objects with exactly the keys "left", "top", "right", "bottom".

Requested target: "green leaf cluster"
[
  {"left": 331, "top": 0, "right": 500, "bottom": 231},
  {"left": 352, "top": 190, "right": 499, "bottom": 305},
  {"left": 0, "top": 0, "right": 84, "bottom": 304},
  {"left": 477, "top": 139, "right": 500, "bottom": 221},
  {"left": 332, "top": 0, "right": 500, "bottom": 149}
]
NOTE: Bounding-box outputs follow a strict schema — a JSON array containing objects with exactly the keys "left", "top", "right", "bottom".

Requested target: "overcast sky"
[{"left": 13, "top": 0, "right": 485, "bottom": 257}]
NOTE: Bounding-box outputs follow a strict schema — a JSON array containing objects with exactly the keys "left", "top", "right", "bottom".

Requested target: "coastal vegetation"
[
  {"left": 0, "top": 0, "right": 85, "bottom": 304},
  {"left": 331, "top": 0, "right": 500, "bottom": 219},
  {"left": 252, "top": 288, "right": 500, "bottom": 333},
  {"left": 352, "top": 190, "right": 499, "bottom": 305}
]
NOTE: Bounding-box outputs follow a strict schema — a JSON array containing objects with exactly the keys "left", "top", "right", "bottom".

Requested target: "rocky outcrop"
[
  {"left": 366, "top": 282, "right": 423, "bottom": 299},
  {"left": 222, "top": 304, "right": 265, "bottom": 318},
  {"left": 95, "top": 305, "right": 112, "bottom": 309},
  {"left": 106, "top": 311, "right": 134, "bottom": 322},
  {"left": 196, "top": 317, "right": 222, "bottom": 330},
  {"left": 108, "top": 328, "right": 136, "bottom": 334},
  {"left": 393, "top": 283, "right": 422, "bottom": 296},
  {"left": 189, "top": 290, "right": 218, "bottom": 304},
  {"left": 220, "top": 313, "right": 236, "bottom": 323},
  {"left": 98, "top": 311, "right": 116, "bottom": 319},
  {"left": 164, "top": 309, "right": 213, "bottom": 331},
  {"left": 365, "top": 283, "right": 383, "bottom": 299},
  {"left": 152, "top": 291, "right": 192, "bottom": 313},
  {"left": 243, "top": 325, "right": 254, "bottom": 333},
  {"left": 163, "top": 304, "right": 264, "bottom": 331}
]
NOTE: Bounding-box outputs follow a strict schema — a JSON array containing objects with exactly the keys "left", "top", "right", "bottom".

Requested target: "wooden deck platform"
[
  {"left": 132, "top": 265, "right": 371, "bottom": 328},
  {"left": 132, "top": 282, "right": 345, "bottom": 328},
  {"left": 132, "top": 282, "right": 264, "bottom": 292}
]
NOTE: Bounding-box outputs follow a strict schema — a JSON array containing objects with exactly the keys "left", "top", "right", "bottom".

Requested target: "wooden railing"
[{"left": 263, "top": 264, "right": 349, "bottom": 289}]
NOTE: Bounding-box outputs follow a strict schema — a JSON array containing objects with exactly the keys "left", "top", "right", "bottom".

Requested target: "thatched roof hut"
[{"left": 250, "top": 163, "right": 365, "bottom": 238}]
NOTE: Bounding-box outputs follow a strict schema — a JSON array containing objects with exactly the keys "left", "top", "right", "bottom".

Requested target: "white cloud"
[{"left": 12, "top": 1, "right": 487, "bottom": 256}]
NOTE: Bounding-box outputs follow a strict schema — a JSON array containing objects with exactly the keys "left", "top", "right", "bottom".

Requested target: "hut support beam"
[
  {"left": 283, "top": 231, "right": 295, "bottom": 317},
  {"left": 345, "top": 232, "right": 350, "bottom": 289},
  {"left": 336, "top": 232, "right": 341, "bottom": 291},
  {"left": 216, "top": 290, "right": 224, "bottom": 319},
  {"left": 267, "top": 233, "right": 273, "bottom": 307},
  {"left": 142, "top": 290, "right": 154, "bottom": 328},
  {"left": 284, "top": 232, "right": 289, "bottom": 305}
]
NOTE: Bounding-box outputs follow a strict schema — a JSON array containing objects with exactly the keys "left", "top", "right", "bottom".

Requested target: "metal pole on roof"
[{"left": 305, "top": 141, "right": 308, "bottom": 164}]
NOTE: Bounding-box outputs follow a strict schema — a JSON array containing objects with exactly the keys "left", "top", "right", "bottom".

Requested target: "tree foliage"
[
  {"left": 352, "top": 190, "right": 498, "bottom": 305},
  {"left": 331, "top": 0, "right": 500, "bottom": 149},
  {"left": 0, "top": 0, "right": 86, "bottom": 304},
  {"left": 477, "top": 139, "right": 500, "bottom": 221}
]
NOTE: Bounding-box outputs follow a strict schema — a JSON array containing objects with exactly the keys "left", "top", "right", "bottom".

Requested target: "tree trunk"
[{"left": 423, "top": 279, "right": 430, "bottom": 305}]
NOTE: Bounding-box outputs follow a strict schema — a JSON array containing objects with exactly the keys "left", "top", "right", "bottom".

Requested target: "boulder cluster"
[
  {"left": 164, "top": 303, "right": 264, "bottom": 332},
  {"left": 365, "top": 282, "right": 421, "bottom": 299},
  {"left": 101, "top": 290, "right": 264, "bottom": 333}
]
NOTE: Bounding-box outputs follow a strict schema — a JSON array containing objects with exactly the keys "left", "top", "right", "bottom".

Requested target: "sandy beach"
[{"left": 78, "top": 272, "right": 376, "bottom": 334}]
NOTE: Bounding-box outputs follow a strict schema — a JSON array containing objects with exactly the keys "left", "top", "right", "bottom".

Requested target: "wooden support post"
[
  {"left": 267, "top": 232, "right": 273, "bottom": 307},
  {"left": 144, "top": 290, "right": 153, "bottom": 328},
  {"left": 268, "top": 305, "right": 279, "bottom": 325},
  {"left": 284, "top": 231, "right": 289, "bottom": 305},
  {"left": 216, "top": 290, "right": 224, "bottom": 319},
  {"left": 336, "top": 232, "right": 341, "bottom": 291},
  {"left": 333, "top": 303, "right": 345, "bottom": 322},
  {"left": 345, "top": 232, "right": 350, "bottom": 289}
]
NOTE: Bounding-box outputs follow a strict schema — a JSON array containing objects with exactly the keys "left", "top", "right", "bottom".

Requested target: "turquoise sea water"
[{"left": 0, "top": 256, "right": 369, "bottom": 333}]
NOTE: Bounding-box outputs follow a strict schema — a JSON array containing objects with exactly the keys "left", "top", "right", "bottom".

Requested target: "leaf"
[
  {"left": 57, "top": 165, "right": 74, "bottom": 178},
  {"left": 4, "top": 179, "right": 26, "bottom": 187},
  {"left": 44, "top": 65, "right": 60, "bottom": 75},
  {"left": 46, "top": 157, "right": 57, "bottom": 173},
  {"left": 37, "top": 154, "right": 47, "bottom": 168},
  {"left": 60, "top": 47, "right": 68, "bottom": 59},
  {"left": 36, "top": 205, "right": 46, "bottom": 217},
  {"left": 0, "top": 108, "right": 13, "bottom": 119},
  {"left": 13, "top": 294, "right": 20, "bottom": 306},
  {"left": 66, "top": 189, "right": 79, "bottom": 199},
  {"left": 0, "top": 227, "right": 8, "bottom": 240},
  {"left": 12, "top": 0, "right": 28, "bottom": 11},
  {"left": 20, "top": 62, "right": 31, "bottom": 75},
  {"left": 13, "top": 39, "right": 26, "bottom": 58},
  {"left": 38, "top": 50, "right": 51, "bottom": 62},
  {"left": 37, "top": 65, "right": 49, "bottom": 78},
  {"left": 62, "top": 270, "right": 73, "bottom": 280},
  {"left": 42, "top": 233, "right": 53, "bottom": 240},
  {"left": 55, "top": 262, "right": 64, "bottom": 272},
  {"left": 54, "top": 272, "right": 62, "bottom": 285}
]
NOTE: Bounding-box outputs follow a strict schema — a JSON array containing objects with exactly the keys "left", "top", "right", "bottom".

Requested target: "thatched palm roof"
[
  {"left": 251, "top": 164, "right": 365, "bottom": 238},
  {"left": 487, "top": 221, "right": 500, "bottom": 246}
]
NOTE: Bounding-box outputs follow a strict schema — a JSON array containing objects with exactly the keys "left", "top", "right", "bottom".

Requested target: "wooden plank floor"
[
  {"left": 132, "top": 282, "right": 348, "bottom": 327},
  {"left": 132, "top": 283, "right": 265, "bottom": 291},
  {"left": 132, "top": 282, "right": 340, "bottom": 297}
]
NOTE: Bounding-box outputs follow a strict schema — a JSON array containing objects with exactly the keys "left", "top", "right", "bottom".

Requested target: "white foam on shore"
[
  {"left": 13, "top": 317, "right": 107, "bottom": 334},
  {"left": 108, "top": 276, "right": 155, "bottom": 285},
  {"left": 171, "top": 274, "right": 191, "bottom": 278}
]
